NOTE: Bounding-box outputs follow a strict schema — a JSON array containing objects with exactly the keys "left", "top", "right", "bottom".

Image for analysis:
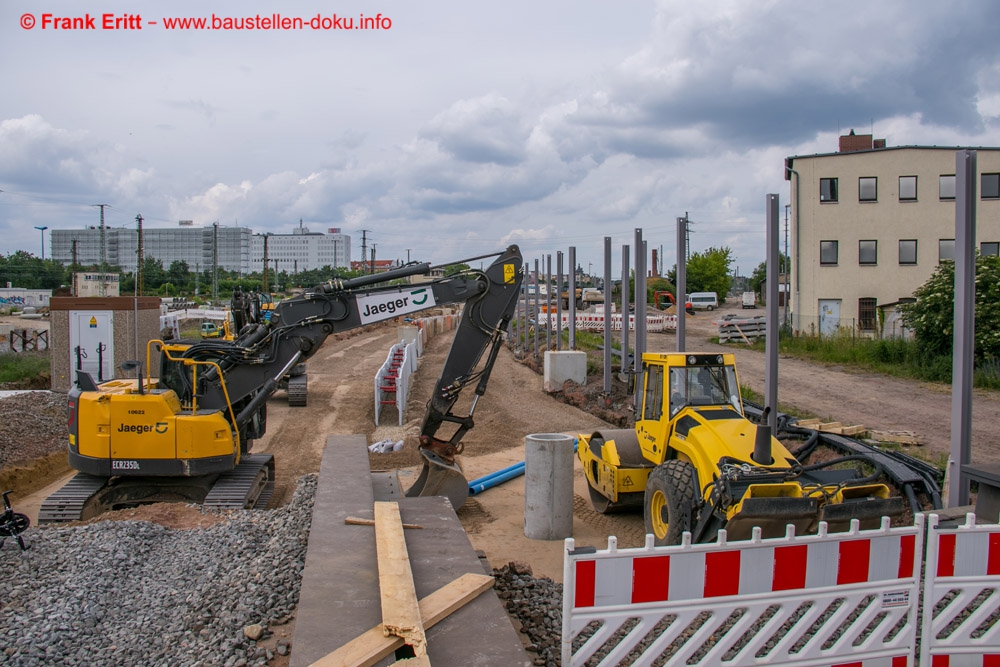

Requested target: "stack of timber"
[{"left": 794, "top": 418, "right": 867, "bottom": 437}]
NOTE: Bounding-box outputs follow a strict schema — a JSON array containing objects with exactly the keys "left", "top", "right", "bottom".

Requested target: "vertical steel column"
[
  {"left": 765, "top": 194, "right": 780, "bottom": 433},
  {"left": 950, "top": 150, "right": 977, "bottom": 508},
  {"left": 635, "top": 231, "right": 647, "bottom": 413},
  {"left": 533, "top": 258, "right": 540, "bottom": 358},
  {"left": 676, "top": 217, "right": 686, "bottom": 352},
  {"left": 621, "top": 245, "right": 630, "bottom": 380},
  {"left": 603, "top": 237, "right": 612, "bottom": 401},
  {"left": 546, "top": 255, "right": 553, "bottom": 352},
  {"left": 556, "top": 251, "right": 564, "bottom": 351},
  {"left": 568, "top": 246, "right": 577, "bottom": 349}
]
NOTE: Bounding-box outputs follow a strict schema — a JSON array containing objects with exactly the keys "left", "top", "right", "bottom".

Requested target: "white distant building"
[
  {"left": 50, "top": 221, "right": 351, "bottom": 274},
  {"left": 250, "top": 222, "right": 351, "bottom": 273}
]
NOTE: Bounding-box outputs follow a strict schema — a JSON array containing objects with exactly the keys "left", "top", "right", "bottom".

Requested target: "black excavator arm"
[{"left": 167, "top": 244, "right": 523, "bottom": 506}]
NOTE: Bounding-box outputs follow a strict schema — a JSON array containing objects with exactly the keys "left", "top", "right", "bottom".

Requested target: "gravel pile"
[
  {"left": 0, "top": 474, "right": 317, "bottom": 667},
  {"left": 493, "top": 562, "right": 563, "bottom": 666},
  {"left": 0, "top": 392, "right": 67, "bottom": 468}
]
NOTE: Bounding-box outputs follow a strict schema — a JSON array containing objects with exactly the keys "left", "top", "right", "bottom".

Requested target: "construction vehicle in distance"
[
  {"left": 653, "top": 290, "right": 694, "bottom": 314},
  {"left": 579, "top": 352, "right": 921, "bottom": 545},
  {"left": 39, "top": 246, "right": 523, "bottom": 523}
]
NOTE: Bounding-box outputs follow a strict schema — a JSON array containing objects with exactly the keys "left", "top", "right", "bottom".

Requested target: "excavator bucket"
[{"left": 405, "top": 450, "right": 469, "bottom": 510}]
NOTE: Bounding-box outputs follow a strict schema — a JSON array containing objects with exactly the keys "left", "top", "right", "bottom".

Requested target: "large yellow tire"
[{"left": 644, "top": 459, "right": 696, "bottom": 546}]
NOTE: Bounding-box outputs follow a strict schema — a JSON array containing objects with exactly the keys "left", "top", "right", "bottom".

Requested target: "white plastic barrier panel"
[
  {"left": 537, "top": 312, "right": 674, "bottom": 332},
  {"left": 562, "top": 517, "right": 923, "bottom": 667},
  {"left": 920, "top": 513, "right": 1000, "bottom": 666}
]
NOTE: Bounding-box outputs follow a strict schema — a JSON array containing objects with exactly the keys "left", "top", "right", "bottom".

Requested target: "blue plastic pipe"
[
  {"left": 468, "top": 463, "right": 525, "bottom": 495},
  {"left": 467, "top": 440, "right": 578, "bottom": 496}
]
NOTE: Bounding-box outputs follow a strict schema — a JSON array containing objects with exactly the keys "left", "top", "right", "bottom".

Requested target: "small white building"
[
  {"left": 0, "top": 288, "right": 52, "bottom": 309},
  {"left": 73, "top": 272, "right": 120, "bottom": 297}
]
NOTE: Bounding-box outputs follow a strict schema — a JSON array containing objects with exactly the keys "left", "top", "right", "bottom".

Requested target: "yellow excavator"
[
  {"left": 40, "top": 246, "right": 523, "bottom": 522},
  {"left": 579, "top": 352, "right": 910, "bottom": 544}
]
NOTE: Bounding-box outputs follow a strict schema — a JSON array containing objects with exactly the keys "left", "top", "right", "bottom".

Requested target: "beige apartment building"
[{"left": 785, "top": 134, "right": 1000, "bottom": 336}]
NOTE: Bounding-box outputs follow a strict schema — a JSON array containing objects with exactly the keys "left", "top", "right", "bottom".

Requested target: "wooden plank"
[
  {"left": 345, "top": 516, "right": 424, "bottom": 529},
  {"left": 308, "top": 572, "right": 494, "bottom": 667},
  {"left": 818, "top": 422, "right": 842, "bottom": 431},
  {"left": 374, "top": 501, "right": 427, "bottom": 656},
  {"left": 869, "top": 430, "right": 923, "bottom": 445},
  {"left": 840, "top": 425, "right": 868, "bottom": 436},
  {"left": 796, "top": 419, "right": 822, "bottom": 428},
  {"left": 734, "top": 324, "right": 753, "bottom": 346}
]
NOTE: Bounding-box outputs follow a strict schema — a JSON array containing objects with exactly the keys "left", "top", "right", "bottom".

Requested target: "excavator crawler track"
[
  {"left": 204, "top": 454, "right": 276, "bottom": 510},
  {"left": 37, "top": 454, "right": 276, "bottom": 524},
  {"left": 37, "top": 473, "right": 108, "bottom": 524},
  {"left": 286, "top": 373, "right": 308, "bottom": 407}
]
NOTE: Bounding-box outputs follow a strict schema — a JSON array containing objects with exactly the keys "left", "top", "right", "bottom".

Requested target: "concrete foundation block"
[{"left": 543, "top": 350, "right": 587, "bottom": 393}]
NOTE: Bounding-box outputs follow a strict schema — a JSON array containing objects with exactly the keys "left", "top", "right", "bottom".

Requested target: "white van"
[{"left": 688, "top": 292, "right": 719, "bottom": 311}]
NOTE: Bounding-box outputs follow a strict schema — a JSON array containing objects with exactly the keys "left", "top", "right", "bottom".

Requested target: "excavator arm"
[{"left": 170, "top": 245, "right": 523, "bottom": 506}]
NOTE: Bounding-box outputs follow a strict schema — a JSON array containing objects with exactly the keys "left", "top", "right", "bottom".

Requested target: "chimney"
[
  {"left": 839, "top": 129, "right": 886, "bottom": 153},
  {"left": 651, "top": 249, "right": 659, "bottom": 277}
]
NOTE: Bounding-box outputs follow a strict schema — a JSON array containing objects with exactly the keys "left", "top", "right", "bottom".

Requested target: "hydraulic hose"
[{"left": 797, "top": 454, "right": 886, "bottom": 485}]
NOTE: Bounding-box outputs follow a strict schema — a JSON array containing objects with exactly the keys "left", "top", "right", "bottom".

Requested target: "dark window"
[
  {"left": 820, "top": 240, "right": 839, "bottom": 265},
  {"left": 939, "top": 239, "right": 955, "bottom": 262},
  {"left": 643, "top": 363, "right": 663, "bottom": 421},
  {"left": 982, "top": 242, "right": 999, "bottom": 257},
  {"left": 859, "top": 240, "right": 877, "bottom": 265},
  {"left": 859, "top": 177, "right": 877, "bottom": 202},
  {"left": 983, "top": 173, "right": 1000, "bottom": 199},
  {"left": 899, "top": 176, "right": 917, "bottom": 201},
  {"left": 858, "top": 298, "right": 877, "bottom": 332},
  {"left": 940, "top": 175, "right": 956, "bottom": 200},
  {"left": 820, "top": 178, "right": 838, "bottom": 203},
  {"left": 899, "top": 240, "right": 917, "bottom": 265}
]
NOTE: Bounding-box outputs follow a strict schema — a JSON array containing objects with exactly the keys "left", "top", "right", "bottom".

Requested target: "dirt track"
[{"left": 7, "top": 301, "right": 1000, "bottom": 581}]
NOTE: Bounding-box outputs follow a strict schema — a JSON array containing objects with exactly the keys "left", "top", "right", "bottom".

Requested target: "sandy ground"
[{"left": 10, "top": 299, "right": 1000, "bottom": 587}]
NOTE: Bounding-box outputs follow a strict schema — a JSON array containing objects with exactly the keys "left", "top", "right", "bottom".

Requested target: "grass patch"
[
  {"left": 0, "top": 351, "right": 50, "bottom": 383},
  {"left": 748, "top": 333, "right": 1000, "bottom": 390}
]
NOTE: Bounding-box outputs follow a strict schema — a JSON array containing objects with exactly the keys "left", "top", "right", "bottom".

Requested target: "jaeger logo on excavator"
[{"left": 116, "top": 422, "right": 169, "bottom": 434}]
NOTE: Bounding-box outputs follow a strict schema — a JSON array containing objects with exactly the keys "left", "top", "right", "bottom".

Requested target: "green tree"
[
  {"left": 667, "top": 246, "right": 734, "bottom": 302},
  {"left": 748, "top": 253, "right": 790, "bottom": 293},
  {"left": 899, "top": 255, "right": 1000, "bottom": 362}
]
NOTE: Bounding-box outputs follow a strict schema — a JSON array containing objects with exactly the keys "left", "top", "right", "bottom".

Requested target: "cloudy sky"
[{"left": 2, "top": 0, "right": 999, "bottom": 276}]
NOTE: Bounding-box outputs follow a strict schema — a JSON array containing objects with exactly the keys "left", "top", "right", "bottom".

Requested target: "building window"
[
  {"left": 939, "top": 239, "right": 955, "bottom": 262},
  {"left": 858, "top": 298, "right": 877, "bottom": 332},
  {"left": 820, "top": 178, "right": 838, "bottom": 202},
  {"left": 983, "top": 173, "right": 1000, "bottom": 199},
  {"left": 940, "top": 175, "right": 956, "bottom": 200},
  {"left": 899, "top": 240, "right": 917, "bottom": 265},
  {"left": 982, "top": 242, "right": 999, "bottom": 257},
  {"left": 859, "top": 177, "right": 877, "bottom": 202},
  {"left": 899, "top": 175, "right": 917, "bottom": 201},
  {"left": 859, "top": 240, "right": 878, "bottom": 265},
  {"left": 820, "top": 240, "right": 839, "bottom": 265}
]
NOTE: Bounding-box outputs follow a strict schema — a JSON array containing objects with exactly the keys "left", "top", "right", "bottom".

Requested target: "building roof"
[{"left": 785, "top": 144, "right": 1000, "bottom": 179}]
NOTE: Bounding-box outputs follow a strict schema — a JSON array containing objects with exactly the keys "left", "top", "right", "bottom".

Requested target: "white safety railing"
[
  {"left": 374, "top": 340, "right": 418, "bottom": 426},
  {"left": 536, "top": 312, "right": 675, "bottom": 333},
  {"left": 920, "top": 513, "right": 1000, "bottom": 666},
  {"left": 562, "top": 517, "right": 923, "bottom": 667}
]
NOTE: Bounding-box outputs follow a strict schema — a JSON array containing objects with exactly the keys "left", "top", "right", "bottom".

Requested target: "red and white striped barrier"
[
  {"left": 537, "top": 312, "right": 676, "bottom": 333},
  {"left": 920, "top": 513, "right": 1000, "bottom": 667},
  {"left": 562, "top": 517, "right": 923, "bottom": 667}
]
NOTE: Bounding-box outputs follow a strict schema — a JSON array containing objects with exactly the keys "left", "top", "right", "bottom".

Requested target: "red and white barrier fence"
[
  {"left": 536, "top": 312, "right": 676, "bottom": 333},
  {"left": 920, "top": 513, "right": 1000, "bottom": 666},
  {"left": 563, "top": 517, "right": 924, "bottom": 667}
]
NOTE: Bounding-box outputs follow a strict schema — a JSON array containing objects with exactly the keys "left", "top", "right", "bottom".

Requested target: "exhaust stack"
[{"left": 752, "top": 406, "right": 774, "bottom": 465}]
